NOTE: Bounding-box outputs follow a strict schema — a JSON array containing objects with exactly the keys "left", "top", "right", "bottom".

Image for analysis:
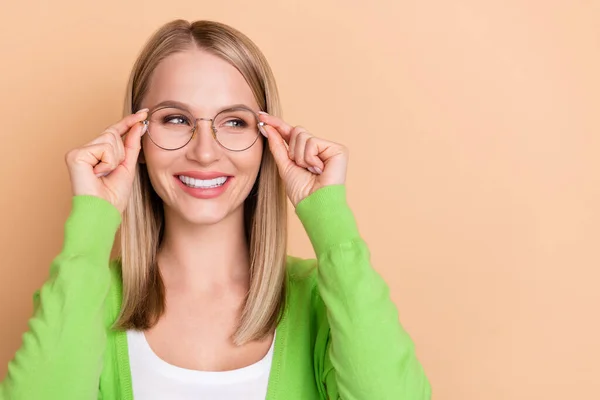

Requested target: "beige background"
[{"left": 1, "top": 0, "right": 599, "bottom": 398}]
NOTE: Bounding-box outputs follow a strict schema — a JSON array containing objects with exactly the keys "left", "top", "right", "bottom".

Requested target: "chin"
[{"left": 175, "top": 201, "right": 237, "bottom": 226}]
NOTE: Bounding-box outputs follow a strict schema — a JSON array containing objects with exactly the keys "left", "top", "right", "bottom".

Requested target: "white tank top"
[{"left": 126, "top": 330, "right": 274, "bottom": 400}]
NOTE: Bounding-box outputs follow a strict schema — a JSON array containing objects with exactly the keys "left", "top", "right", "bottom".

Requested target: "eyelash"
[
  {"left": 225, "top": 119, "right": 247, "bottom": 128},
  {"left": 164, "top": 115, "right": 190, "bottom": 125},
  {"left": 162, "top": 116, "right": 249, "bottom": 128}
]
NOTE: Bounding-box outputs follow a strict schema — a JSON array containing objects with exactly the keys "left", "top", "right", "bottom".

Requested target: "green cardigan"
[{"left": 0, "top": 185, "right": 430, "bottom": 399}]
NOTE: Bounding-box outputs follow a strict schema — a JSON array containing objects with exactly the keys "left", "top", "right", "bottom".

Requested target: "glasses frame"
[{"left": 142, "top": 105, "right": 264, "bottom": 152}]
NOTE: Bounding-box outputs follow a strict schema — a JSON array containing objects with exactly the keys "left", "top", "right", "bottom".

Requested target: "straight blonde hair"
[{"left": 114, "top": 20, "right": 288, "bottom": 345}]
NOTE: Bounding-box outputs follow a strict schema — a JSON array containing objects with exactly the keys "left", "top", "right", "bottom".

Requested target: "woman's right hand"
[{"left": 64, "top": 109, "right": 149, "bottom": 213}]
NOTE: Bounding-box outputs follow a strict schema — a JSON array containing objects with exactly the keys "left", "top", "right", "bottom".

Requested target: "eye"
[
  {"left": 223, "top": 118, "right": 248, "bottom": 128},
  {"left": 163, "top": 115, "right": 190, "bottom": 125}
]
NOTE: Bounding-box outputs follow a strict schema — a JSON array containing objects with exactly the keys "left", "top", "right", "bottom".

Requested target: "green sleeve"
[
  {"left": 296, "top": 185, "right": 431, "bottom": 400},
  {"left": 0, "top": 196, "right": 121, "bottom": 400}
]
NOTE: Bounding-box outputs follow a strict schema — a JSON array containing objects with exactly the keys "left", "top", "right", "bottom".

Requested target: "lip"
[
  {"left": 174, "top": 171, "right": 232, "bottom": 180},
  {"left": 174, "top": 174, "right": 232, "bottom": 200}
]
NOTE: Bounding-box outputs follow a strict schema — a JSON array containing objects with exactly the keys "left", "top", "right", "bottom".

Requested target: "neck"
[{"left": 157, "top": 205, "right": 250, "bottom": 294}]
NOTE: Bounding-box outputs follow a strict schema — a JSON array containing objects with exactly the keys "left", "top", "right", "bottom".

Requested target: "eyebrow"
[{"left": 150, "top": 100, "right": 258, "bottom": 114}]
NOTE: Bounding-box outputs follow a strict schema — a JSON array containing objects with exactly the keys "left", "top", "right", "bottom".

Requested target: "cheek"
[
  {"left": 141, "top": 136, "right": 180, "bottom": 168},
  {"left": 233, "top": 141, "right": 264, "bottom": 185},
  {"left": 245, "top": 141, "right": 264, "bottom": 176},
  {"left": 141, "top": 138, "right": 163, "bottom": 174},
  {"left": 140, "top": 138, "right": 179, "bottom": 192}
]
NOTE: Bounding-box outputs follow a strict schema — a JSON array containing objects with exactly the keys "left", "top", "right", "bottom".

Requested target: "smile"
[{"left": 177, "top": 175, "right": 228, "bottom": 189}]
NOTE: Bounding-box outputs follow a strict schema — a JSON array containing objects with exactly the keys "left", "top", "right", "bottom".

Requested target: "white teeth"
[{"left": 179, "top": 175, "right": 228, "bottom": 189}]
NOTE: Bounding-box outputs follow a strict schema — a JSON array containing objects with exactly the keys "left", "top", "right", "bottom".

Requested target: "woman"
[{"left": 0, "top": 20, "right": 430, "bottom": 399}]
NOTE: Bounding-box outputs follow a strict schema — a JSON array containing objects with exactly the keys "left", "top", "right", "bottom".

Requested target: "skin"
[
  {"left": 65, "top": 46, "right": 349, "bottom": 372},
  {"left": 140, "top": 49, "right": 269, "bottom": 370}
]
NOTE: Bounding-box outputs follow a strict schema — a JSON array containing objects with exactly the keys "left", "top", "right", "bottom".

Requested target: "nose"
[{"left": 186, "top": 118, "right": 222, "bottom": 165}]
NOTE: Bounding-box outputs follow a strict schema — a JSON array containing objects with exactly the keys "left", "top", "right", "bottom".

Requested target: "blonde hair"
[{"left": 115, "top": 20, "right": 288, "bottom": 345}]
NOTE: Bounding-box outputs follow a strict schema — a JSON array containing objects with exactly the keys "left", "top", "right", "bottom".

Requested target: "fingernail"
[
  {"left": 314, "top": 167, "right": 323, "bottom": 174},
  {"left": 96, "top": 172, "right": 109, "bottom": 178},
  {"left": 136, "top": 108, "right": 149, "bottom": 114},
  {"left": 258, "top": 111, "right": 269, "bottom": 115},
  {"left": 258, "top": 122, "right": 268, "bottom": 137},
  {"left": 307, "top": 167, "right": 316, "bottom": 174}
]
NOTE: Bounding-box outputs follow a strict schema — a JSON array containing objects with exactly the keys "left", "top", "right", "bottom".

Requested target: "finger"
[
  {"left": 304, "top": 136, "right": 325, "bottom": 173},
  {"left": 121, "top": 120, "right": 146, "bottom": 173},
  {"left": 105, "top": 129, "right": 125, "bottom": 163},
  {"left": 258, "top": 113, "right": 293, "bottom": 143},
  {"left": 90, "top": 131, "right": 124, "bottom": 165},
  {"left": 104, "top": 109, "right": 149, "bottom": 139},
  {"left": 293, "top": 131, "right": 311, "bottom": 168},
  {"left": 288, "top": 126, "right": 308, "bottom": 161},
  {"left": 90, "top": 109, "right": 147, "bottom": 161},
  {"left": 68, "top": 143, "right": 118, "bottom": 176},
  {"left": 261, "top": 124, "right": 293, "bottom": 172},
  {"left": 307, "top": 138, "right": 348, "bottom": 174},
  {"left": 92, "top": 147, "right": 117, "bottom": 175}
]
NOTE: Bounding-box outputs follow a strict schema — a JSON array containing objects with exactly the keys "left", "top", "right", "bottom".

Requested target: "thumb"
[
  {"left": 261, "top": 124, "right": 293, "bottom": 172},
  {"left": 122, "top": 121, "right": 146, "bottom": 172}
]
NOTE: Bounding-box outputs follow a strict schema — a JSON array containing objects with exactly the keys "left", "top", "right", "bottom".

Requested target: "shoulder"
[
  {"left": 283, "top": 255, "right": 330, "bottom": 346},
  {"left": 284, "top": 255, "right": 326, "bottom": 315},
  {"left": 286, "top": 255, "right": 317, "bottom": 282},
  {"left": 108, "top": 258, "right": 123, "bottom": 288},
  {"left": 105, "top": 258, "right": 124, "bottom": 326},
  {"left": 285, "top": 254, "right": 319, "bottom": 299}
]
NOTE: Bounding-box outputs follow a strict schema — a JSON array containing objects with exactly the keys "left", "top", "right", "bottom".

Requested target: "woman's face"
[{"left": 140, "top": 48, "right": 264, "bottom": 226}]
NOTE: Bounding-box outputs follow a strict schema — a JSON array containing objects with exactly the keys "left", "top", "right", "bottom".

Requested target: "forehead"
[{"left": 144, "top": 48, "right": 259, "bottom": 113}]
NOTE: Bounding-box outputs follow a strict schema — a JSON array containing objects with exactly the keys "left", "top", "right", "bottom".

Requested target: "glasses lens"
[
  {"left": 147, "top": 107, "right": 194, "bottom": 150},
  {"left": 214, "top": 108, "right": 259, "bottom": 151}
]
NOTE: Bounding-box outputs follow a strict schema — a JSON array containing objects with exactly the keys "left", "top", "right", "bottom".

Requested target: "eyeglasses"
[{"left": 142, "top": 105, "right": 263, "bottom": 152}]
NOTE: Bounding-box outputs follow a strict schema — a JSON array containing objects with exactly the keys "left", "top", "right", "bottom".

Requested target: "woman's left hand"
[{"left": 258, "top": 113, "right": 349, "bottom": 207}]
